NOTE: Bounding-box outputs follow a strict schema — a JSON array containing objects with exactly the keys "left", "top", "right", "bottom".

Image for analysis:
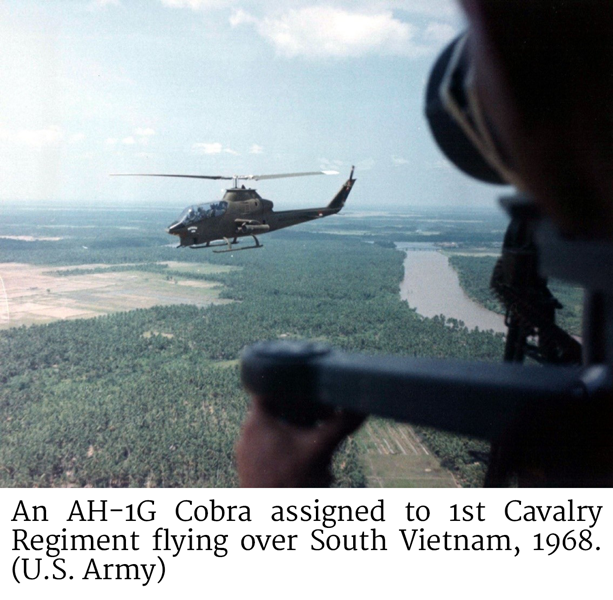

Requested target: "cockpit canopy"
[{"left": 177, "top": 201, "right": 228, "bottom": 226}]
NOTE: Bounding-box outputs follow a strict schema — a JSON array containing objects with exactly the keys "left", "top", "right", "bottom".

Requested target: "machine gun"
[{"left": 492, "top": 197, "right": 582, "bottom": 366}]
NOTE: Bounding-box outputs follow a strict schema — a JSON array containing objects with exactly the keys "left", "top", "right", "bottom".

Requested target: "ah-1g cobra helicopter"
[{"left": 113, "top": 167, "right": 355, "bottom": 252}]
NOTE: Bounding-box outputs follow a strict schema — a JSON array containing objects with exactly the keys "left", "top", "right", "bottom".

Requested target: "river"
[{"left": 398, "top": 245, "right": 506, "bottom": 334}]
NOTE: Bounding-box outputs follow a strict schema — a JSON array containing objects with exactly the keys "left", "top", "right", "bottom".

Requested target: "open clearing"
[
  {"left": 356, "top": 420, "right": 458, "bottom": 488},
  {"left": 0, "top": 261, "right": 234, "bottom": 329}
]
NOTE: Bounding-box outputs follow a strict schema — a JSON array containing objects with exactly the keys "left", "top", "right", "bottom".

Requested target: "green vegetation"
[
  {"left": 416, "top": 426, "right": 489, "bottom": 487},
  {"left": 449, "top": 254, "right": 583, "bottom": 335},
  {"left": 49, "top": 263, "right": 171, "bottom": 277},
  {"left": 448, "top": 255, "right": 503, "bottom": 314},
  {"left": 1, "top": 205, "right": 507, "bottom": 487}
]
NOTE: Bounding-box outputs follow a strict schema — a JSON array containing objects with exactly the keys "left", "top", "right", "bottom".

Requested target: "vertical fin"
[{"left": 327, "top": 166, "right": 356, "bottom": 210}]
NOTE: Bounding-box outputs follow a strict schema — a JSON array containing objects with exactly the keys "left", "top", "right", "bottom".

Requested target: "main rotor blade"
[
  {"left": 110, "top": 174, "right": 233, "bottom": 180},
  {"left": 247, "top": 170, "right": 339, "bottom": 181},
  {"left": 109, "top": 170, "right": 339, "bottom": 182}
]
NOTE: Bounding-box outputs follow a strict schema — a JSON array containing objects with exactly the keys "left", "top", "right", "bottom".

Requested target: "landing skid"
[
  {"left": 213, "top": 235, "right": 263, "bottom": 253},
  {"left": 189, "top": 235, "right": 263, "bottom": 252}
]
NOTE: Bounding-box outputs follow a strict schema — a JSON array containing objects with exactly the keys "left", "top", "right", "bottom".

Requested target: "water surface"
[{"left": 399, "top": 249, "right": 506, "bottom": 334}]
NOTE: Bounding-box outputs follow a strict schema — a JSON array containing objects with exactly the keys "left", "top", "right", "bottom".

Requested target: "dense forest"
[{"left": 1, "top": 205, "right": 506, "bottom": 487}]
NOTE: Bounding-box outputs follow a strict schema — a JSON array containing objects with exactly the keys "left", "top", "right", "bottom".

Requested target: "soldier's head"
[{"left": 449, "top": 1, "right": 613, "bottom": 237}]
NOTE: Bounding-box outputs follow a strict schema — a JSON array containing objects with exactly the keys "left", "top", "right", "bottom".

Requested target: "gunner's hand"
[{"left": 236, "top": 394, "right": 364, "bottom": 488}]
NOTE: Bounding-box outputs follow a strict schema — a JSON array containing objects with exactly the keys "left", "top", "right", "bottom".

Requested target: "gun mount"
[{"left": 241, "top": 340, "right": 604, "bottom": 439}]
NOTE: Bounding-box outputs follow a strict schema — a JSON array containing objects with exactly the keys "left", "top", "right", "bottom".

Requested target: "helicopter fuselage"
[{"left": 167, "top": 169, "right": 355, "bottom": 250}]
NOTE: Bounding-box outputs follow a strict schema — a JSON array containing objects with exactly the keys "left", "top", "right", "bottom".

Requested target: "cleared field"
[
  {"left": 357, "top": 420, "right": 458, "bottom": 488},
  {"left": 0, "top": 261, "right": 233, "bottom": 329}
]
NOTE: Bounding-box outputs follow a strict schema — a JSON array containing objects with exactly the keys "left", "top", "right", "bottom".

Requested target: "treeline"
[
  {"left": 448, "top": 255, "right": 504, "bottom": 314},
  {"left": 449, "top": 254, "right": 583, "bottom": 335},
  {"left": 0, "top": 237, "right": 182, "bottom": 267},
  {"left": 1, "top": 235, "right": 505, "bottom": 488},
  {"left": 50, "top": 263, "right": 170, "bottom": 277}
]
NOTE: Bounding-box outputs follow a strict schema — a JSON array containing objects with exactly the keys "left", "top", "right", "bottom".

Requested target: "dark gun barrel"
[{"left": 240, "top": 340, "right": 609, "bottom": 440}]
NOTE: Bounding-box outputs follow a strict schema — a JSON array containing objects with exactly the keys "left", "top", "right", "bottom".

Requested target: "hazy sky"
[{"left": 0, "top": 0, "right": 508, "bottom": 210}]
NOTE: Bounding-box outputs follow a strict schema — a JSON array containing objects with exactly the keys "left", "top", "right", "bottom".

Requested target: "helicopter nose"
[{"left": 167, "top": 221, "right": 185, "bottom": 235}]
